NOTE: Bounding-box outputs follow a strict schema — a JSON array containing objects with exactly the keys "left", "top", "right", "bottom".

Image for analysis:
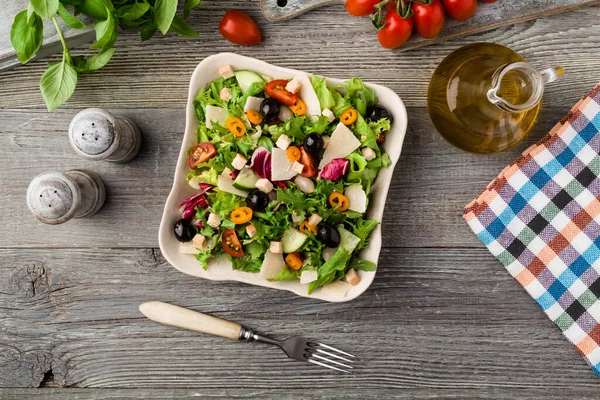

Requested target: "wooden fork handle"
[{"left": 139, "top": 301, "right": 242, "bottom": 340}]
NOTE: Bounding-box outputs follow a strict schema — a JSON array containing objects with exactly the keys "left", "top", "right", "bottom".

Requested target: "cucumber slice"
[
  {"left": 232, "top": 168, "right": 260, "bottom": 190},
  {"left": 235, "top": 70, "right": 265, "bottom": 94},
  {"left": 282, "top": 228, "right": 308, "bottom": 253}
]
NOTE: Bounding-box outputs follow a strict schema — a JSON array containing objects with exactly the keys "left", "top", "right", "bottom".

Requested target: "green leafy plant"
[{"left": 11, "top": 0, "right": 202, "bottom": 111}]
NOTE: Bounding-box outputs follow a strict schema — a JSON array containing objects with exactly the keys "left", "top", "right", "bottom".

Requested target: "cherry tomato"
[
  {"left": 377, "top": 11, "right": 413, "bottom": 49},
  {"left": 299, "top": 147, "right": 317, "bottom": 178},
  {"left": 188, "top": 143, "right": 216, "bottom": 168},
  {"left": 221, "top": 229, "right": 244, "bottom": 258},
  {"left": 218, "top": 10, "right": 261, "bottom": 45},
  {"left": 412, "top": 0, "right": 445, "bottom": 39},
  {"left": 441, "top": 0, "right": 477, "bottom": 21},
  {"left": 345, "top": 0, "right": 381, "bottom": 16},
  {"left": 265, "top": 80, "right": 299, "bottom": 106}
]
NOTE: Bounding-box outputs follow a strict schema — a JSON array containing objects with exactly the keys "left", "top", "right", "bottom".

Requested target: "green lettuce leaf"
[{"left": 311, "top": 75, "right": 335, "bottom": 110}]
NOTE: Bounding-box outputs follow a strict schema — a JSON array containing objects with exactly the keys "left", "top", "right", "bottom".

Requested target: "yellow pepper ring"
[
  {"left": 231, "top": 206, "right": 253, "bottom": 224},
  {"left": 328, "top": 192, "right": 350, "bottom": 212},
  {"left": 341, "top": 108, "right": 358, "bottom": 125},
  {"left": 226, "top": 117, "right": 246, "bottom": 137}
]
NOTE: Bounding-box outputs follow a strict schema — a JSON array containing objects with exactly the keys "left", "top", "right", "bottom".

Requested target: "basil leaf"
[
  {"left": 116, "top": 0, "right": 150, "bottom": 20},
  {"left": 184, "top": 0, "right": 202, "bottom": 19},
  {"left": 170, "top": 16, "right": 199, "bottom": 38},
  {"left": 40, "top": 60, "right": 78, "bottom": 111},
  {"left": 154, "top": 0, "right": 178, "bottom": 35},
  {"left": 27, "top": 3, "right": 37, "bottom": 24},
  {"left": 57, "top": 3, "right": 86, "bottom": 29},
  {"left": 11, "top": 10, "right": 43, "bottom": 64},
  {"left": 91, "top": 9, "right": 117, "bottom": 50},
  {"left": 72, "top": 47, "right": 115, "bottom": 73},
  {"left": 80, "top": 0, "right": 109, "bottom": 19},
  {"left": 30, "top": 0, "right": 59, "bottom": 19},
  {"left": 61, "top": 0, "right": 84, "bottom": 5},
  {"left": 140, "top": 21, "right": 157, "bottom": 41}
]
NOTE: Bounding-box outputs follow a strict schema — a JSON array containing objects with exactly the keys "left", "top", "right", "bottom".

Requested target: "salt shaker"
[
  {"left": 68, "top": 108, "right": 142, "bottom": 163},
  {"left": 26, "top": 170, "right": 106, "bottom": 225}
]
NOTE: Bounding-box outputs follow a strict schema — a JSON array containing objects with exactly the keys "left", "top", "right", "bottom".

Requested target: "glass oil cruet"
[{"left": 427, "top": 43, "right": 564, "bottom": 154}]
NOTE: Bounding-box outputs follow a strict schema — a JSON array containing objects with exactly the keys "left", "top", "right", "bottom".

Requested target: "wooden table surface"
[{"left": 2, "top": 1, "right": 600, "bottom": 398}]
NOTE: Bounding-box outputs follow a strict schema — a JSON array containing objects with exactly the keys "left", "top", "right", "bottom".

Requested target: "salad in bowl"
[{"left": 160, "top": 54, "right": 406, "bottom": 301}]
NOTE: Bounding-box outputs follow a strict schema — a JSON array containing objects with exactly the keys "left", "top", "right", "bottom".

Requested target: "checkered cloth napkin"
[{"left": 464, "top": 83, "right": 600, "bottom": 376}]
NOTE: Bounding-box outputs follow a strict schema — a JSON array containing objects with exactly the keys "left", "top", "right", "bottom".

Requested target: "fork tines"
[{"left": 305, "top": 342, "right": 356, "bottom": 373}]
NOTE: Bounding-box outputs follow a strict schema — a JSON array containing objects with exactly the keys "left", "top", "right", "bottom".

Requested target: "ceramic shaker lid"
[
  {"left": 69, "top": 108, "right": 117, "bottom": 158},
  {"left": 26, "top": 172, "right": 79, "bottom": 224}
]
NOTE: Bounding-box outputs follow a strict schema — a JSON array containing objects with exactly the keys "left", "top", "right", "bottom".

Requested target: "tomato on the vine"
[
  {"left": 377, "top": 10, "right": 413, "bottom": 49},
  {"left": 441, "top": 0, "right": 477, "bottom": 21},
  {"left": 412, "top": 0, "right": 445, "bottom": 39},
  {"left": 345, "top": 0, "right": 381, "bottom": 16},
  {"left": 219, "top": 10, "right": 262, "bottom": 45}
]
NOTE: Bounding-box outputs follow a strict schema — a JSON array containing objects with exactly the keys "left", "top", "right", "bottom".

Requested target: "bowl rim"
[{"left": 158, "top": 52, "right": 408, "bottom": 302}]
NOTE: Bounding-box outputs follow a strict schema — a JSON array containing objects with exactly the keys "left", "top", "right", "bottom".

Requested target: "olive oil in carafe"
[{"left": 428, "top": 43, "right": 542, "bottom": 153}]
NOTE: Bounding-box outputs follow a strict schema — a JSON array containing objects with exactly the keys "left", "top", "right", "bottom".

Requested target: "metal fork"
[{"left": 140, "top": 301, "right": 356, "bottom": 373}]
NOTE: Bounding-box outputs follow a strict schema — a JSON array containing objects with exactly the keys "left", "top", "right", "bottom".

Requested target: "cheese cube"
[
  {"left": 244, "top": 96, "right": 264, "bottom": 113},
  {"left": 218, "top": 65, "right": 235, "bottom": 79},
  {"left": 232, "top": 153, "right": 248, "bottom": 170},
  {"left": 361, "top": 147, "right": 376, "bottom": 161},
  {"left": 345, "top": 268, "right": 361, "bottom": 286},
  {"left": 256, "top": 178, "right": 273, "bottom": 194},
  {"left": 322, "top": 135, "right": 330, "bottom": 149},
  {"left": 255, "top": 178, "right": 273, "bottom": 194},
  {"left": 291, "top": 211, "right": 302, "bottom": 224},
  {"left": 276, "top": 134, "right": 291, "bottom": 150},
  {"left": 285, "top": 77, "right": 302, "bottom": 94},
  {"left": 278, "top": 106, "right": 293, "bottom": 122},
  {"left": 207, "top": 213, "right": 221, "bottom": 228},
  {"left": 308, "top": 214, "right": 322, "bottom": 226},
  {"left": 192, "top": 234, "right": 207, "bottom": 250},
  {"left": 322, "top": 108, "right": 335, "bottom": 123},
  {"left": 270, "top": 241, "right": 283, "bottom": 254},
  {"left": 220, "top": 88, "right": 232, "bottom": 101},
  {"left": 246, "top": 224, "right": 257, "bottom": 238},
  {"left": 292, "top": 161, "right": 304, "bottom": 174}
]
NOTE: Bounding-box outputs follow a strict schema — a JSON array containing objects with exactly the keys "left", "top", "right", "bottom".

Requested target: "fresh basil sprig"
[{"left": 11, "top": 0, "right": 202, "bottom": 111}]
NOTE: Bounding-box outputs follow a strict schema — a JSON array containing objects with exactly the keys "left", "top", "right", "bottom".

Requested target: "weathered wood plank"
[
  {"left": 0, "top": 3, "right": 598, "bottom": 109},
  {"left": 0, "top": 247, "right": 598, "bottom": 390},
  {"left": 2, "top": 387, "right": 600, "bottom": 399},
  {"left": 0, "top": 106, "right": 573, "bottom": 248}
]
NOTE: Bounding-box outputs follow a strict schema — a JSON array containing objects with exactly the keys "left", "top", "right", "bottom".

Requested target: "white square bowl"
[{"left": 158, "top": 53, "right": 407, "bottom": 302}]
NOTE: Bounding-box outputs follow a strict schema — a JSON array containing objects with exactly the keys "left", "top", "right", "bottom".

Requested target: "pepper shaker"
[
  {"left": 26, "top": 169, "right": 106, "bottom": 225},
  {"left": 68, "top": 108, "right": 142, "bottom": 163}
]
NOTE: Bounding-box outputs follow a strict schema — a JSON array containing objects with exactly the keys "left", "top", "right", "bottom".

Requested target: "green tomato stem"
[{"left": 52, "top": 16, "right": 71, "bottom": 64}]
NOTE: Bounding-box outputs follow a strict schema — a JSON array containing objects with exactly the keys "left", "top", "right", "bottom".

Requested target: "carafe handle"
[{"left": 540, "top": 66, "right": 565, "bottom": 85}]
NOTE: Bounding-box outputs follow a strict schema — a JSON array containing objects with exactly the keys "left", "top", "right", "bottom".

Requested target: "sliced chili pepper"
[
  {"left": 341, "top": 108, "right": 358, "bottom": 125},
  {"left": 328, "top": 192, "right": 350, "bottom": 212},
  {"left": 290, "top": 99, "right": 307, "bottom": 116},
  {"left": 246, "top": 110, "right": 263, "bottom": 125},
  {"left": 285, "top": 253, "right": 303, "bottom": 270},
  {"left": 299, "top": 220, "right": 317, "bottom": 235},
  {"left": 286, "top": 146, "right": 301, "bottom": 162},
  {"left": 226, "top": 117, "right": 246, "bottom": 137},
  {"left": 231, "top": 206, "right": 253, "bottom": 224}
]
